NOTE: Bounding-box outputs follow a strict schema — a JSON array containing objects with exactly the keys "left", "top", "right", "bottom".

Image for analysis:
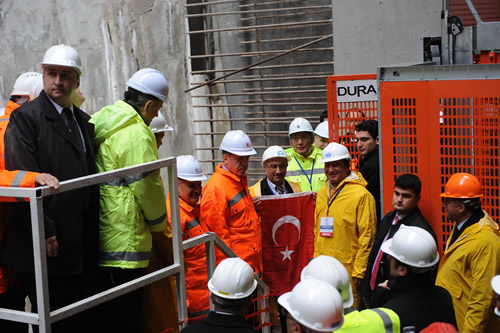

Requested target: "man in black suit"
[
  {"left": 361, "top": 174, "right": 435, "bottom": 309},
  {"left": 355, "top": 119, "right": 381, "bottom": 221},
  {"left": 4, "top": 44, "right": 99, "bottom": 332}
]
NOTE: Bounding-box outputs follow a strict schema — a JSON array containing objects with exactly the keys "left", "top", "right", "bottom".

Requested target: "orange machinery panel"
[
  {"left": 379, "top": 64, "right": 500, "bottom": 253},
  {"left": 326, "top": 74, "right": 378, "bottom": 170}
]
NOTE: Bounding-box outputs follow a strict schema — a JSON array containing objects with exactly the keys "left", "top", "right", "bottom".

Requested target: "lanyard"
[
  {"left": 294, "top": 156, "right": 315, "bottom": 191},
  {"left": 326, "top": 183, "right": 345, "bottom": 215}
]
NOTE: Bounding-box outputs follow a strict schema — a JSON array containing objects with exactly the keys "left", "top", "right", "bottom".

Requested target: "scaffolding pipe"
[{"left": 185, "top": 34, "right": 332, "bottom": 93}]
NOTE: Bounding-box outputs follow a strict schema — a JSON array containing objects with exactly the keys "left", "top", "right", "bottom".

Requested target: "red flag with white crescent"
[{"left": 259, "top": 191, "right": 315, "bottom": 296}]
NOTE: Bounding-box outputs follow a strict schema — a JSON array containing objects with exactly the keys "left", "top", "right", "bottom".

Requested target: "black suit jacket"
[
  {"left": 4, "top": 90, "right": 99, "bottom": 274},
  {"left": 359, "top": 148, "right": 381, "bottom": 221},
  {"left": 180, "top": 312, "right": 256, "bottom": 333},
  {"left": 258, "top": 177, "right": 296, "bottom": 196},
  {"left": 361, "top": 207, "right": 436, "bottom": 307}
]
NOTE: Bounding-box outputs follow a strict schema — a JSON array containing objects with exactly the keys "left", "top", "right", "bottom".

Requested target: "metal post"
[
  {"left": 205, "top": 236, "right": 216, "bottom": 311},
  {"left": 30, "top": 196, "right": 51, "bottom": 333},
  {"left": 168, "top": 163, "right": 188, "bottom": 329}
]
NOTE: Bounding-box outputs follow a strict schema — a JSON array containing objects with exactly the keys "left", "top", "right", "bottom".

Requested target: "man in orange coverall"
[
  {"left": 0, "top": 72, "right": 59, "bottom": 331},
  {"left": 142, "top": 155, "right": 210, "bottom": 332},
  {"left": 201, "top": 130, "right": 262, "bottom": 274}
]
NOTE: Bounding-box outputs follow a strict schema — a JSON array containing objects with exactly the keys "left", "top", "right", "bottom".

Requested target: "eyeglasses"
[{"left": 266, "top": 163, "right": 287, "bottom": 170}]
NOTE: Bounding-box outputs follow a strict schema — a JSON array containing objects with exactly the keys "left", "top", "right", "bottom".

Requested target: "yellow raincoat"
[
  {"left": 436, "top": 211, "right": 500, "bottom": 333},
  {"left": 314, "top": 171, "right": 376, "bottom": 307}
]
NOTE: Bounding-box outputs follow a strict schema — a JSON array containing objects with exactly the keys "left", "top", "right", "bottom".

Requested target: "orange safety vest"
[
  {"left": 201, "top": 164, "right": 262, "bottom": 274},
  {"left": 0, "top": 101, "right": 40, "bottom": 293},
  {"left": 0, "top": 100, "right": 18, "bottom": 170},
  {"left": 168, "top": 194, "right": 210, "bottom": 318}
]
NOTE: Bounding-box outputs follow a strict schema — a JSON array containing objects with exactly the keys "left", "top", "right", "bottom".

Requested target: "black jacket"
[
  {"left": 370, "top": 274, "right": 457, "bottom": 331},
  {"left": 258, "top": 177, "right": 296, "bottom": 196},
  {"left": 180, "top": 312, "right": 257, "bottom": 333},
  {"left": 4, "top": 90, "right": 99, "bottom": 275},
  {"left": 361, "top": 207, "right": 436, "bottom": 307},
  {"left": 359, "top": 148, "right": 381, "bottom": 221}
]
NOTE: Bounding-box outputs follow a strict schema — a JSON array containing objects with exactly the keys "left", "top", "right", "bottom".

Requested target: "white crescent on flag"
[{"left": 272, "top": 215, "right": 301, "bottom": 261}]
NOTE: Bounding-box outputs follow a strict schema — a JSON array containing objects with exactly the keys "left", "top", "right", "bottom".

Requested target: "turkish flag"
[{"left": 259, "top": 191, "right": 315, "bottom": 296}]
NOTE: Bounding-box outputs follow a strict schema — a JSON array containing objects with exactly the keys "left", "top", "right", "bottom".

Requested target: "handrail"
[
  {"left": 0, "top": 157, "right": 271, "bottom": 333},
  {"left": 0, "top": 157, "right": 184, "bottom": 333}
]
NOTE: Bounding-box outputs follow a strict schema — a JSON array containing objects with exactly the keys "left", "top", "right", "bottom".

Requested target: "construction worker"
[
  {"left": 4, "top": 44, "right": 99, "bottom": 332},
  {"left": 301, "top": 255, "right": 401, "bottom": 333},
  {"left": 374, "top": 226, "right": 456, "bottom": 331},
  {"left": 149, "top": 111, "right": 173, "bottom": 149},
  {"left": 314, "top": 142, "right": 376, "bottom": 308},
  {"left": 285, "top": 117, "right": 326, "bottom": 193},
  {"left": 355, "top": 119, "right": 381, "bottom": 220},
  {"left": 0, "top": 71, "right": 58, "bottom": 332},
  {"left": 436, "top": 173, "right": 500, "bottom": 333},
  {"left": 90, "top": 68, "right": 168, "bottom": 333},
  {"left": 313, "top": 120, "right": 330, "bottom": 150},
  {"left": 201, "top": 130, "right": 262, "bottom": 273},
  {"left": 181, "top": 257, "right": 258, "bottom": 333},
  {"left": 362, "top": 174, "right": 436, "bottom": 308},
  {"left": 249, "top": 145, "right": 300, "bottom": 197},
  {"left": 278, "top": 277, "right": 344, "bottom": 332}
]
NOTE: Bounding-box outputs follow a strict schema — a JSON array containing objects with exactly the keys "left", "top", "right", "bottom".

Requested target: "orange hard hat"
[{"left": 440, "top": 173, "right": 483, "bottom": 199}]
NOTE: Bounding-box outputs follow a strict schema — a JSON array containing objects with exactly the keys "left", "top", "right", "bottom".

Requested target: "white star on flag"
[{"left": 280, "top": 245, "right": 294, "bottom": 261}]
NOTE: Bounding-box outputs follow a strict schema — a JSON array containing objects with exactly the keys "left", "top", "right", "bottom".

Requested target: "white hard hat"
[
  {"left": 289, "top": 117, "right": 313, "bottom": 136},
  {"left": 127, "top": 68, "right": 169, "bottom": 102},
  {"left": 261, "top": 145, "right": 290, "bottom": 166},
  {"left": 314, "top": 121, "right": 329, "bottom": 139},
  {"left": 219, "top": 130, "right": 256, "bottom": 156},
  {"left": 208, "top": 257, "right": 257, "bottom": 300},
  {"left": 322, "top": 142, "right": 351, "bottom": 163},
  {"left": 381, "top": 225, "right": 439, "bottom": 268},
  {"left": 41, "top": 44, "right": 83, "bottom": 75},
  {"left": 11, "top": 72, "right": 42, "bottom": 98},
  {"left": 149, "top": 112, "right": 173, "bottom": 134},
  {"left": 176, "top": 155, "right": 207, "bottom": 181},
  {"left": 301, "top": 255, "right": 353, "bottom": 308},
  {"left": 278, "top": 279, "right": 344, "bottom": 332},
  {"left": 491, "top": 275, "right": 500, "bottom": 295}
]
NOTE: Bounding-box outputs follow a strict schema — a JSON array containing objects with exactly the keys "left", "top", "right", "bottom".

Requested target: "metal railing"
[{"left": 0, "top": 157, "right": 270, "bottom": 332}]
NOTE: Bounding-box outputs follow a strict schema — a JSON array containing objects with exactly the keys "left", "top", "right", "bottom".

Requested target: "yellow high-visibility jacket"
[
  {"left": 337, "top": 308, "right": 401, "bottom": 333},
  {"left": 436, "top": 211, "right": 500, "bottom": 333},
  {"left": 285, "top": 146, "right": 326, "bottom": 192},
  {"left": 91, "top": 100, "right": 167, "bottom": 269},
  {"left": 314, "top": 172, "right": 376, "bottom": 306}
]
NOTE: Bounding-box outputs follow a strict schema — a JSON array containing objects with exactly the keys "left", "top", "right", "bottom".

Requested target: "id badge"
[{"left": 320, "top": 217, "right": 334, "bottom": 237}]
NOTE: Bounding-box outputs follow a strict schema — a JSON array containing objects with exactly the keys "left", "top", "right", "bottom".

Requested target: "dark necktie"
[
  {"left": 63, "top": 108, "right": 84, "bottom": 151},
  {"left": 369, "top": 215, "right": 399, "bottom": 290},
  {"left": 275, "top": 184, "right": 285, "bottom": 194}
]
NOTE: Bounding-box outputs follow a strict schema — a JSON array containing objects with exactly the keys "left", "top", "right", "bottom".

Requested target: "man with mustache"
[{"left": 201, "top": 130, "right": 262, "bottom": 274}]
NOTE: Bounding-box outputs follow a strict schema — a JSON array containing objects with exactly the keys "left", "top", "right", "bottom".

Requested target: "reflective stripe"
[
  {"left": 102, "top": 170, "right": 155, "bottom": 187},
  {"left": 227, "top": 189, "right": 247, "bottom": 208},
  {"left": 371, "top": 308, "right": 393, "bottom": 333},
  {"left": 146, "top": 213, "right": 166, "bottom": 226},
  {"left": 286, "top": 168, "right": 324, "bottom": 177},
  {"left": 100, "top": 251, "right": 151, "bottom": 262},
  {"left": 11, "top": 170, "right": 27, "bottom": 187},
  {"left": 188, "top": 309, "right": 210, "bottom": 319},
  {"left": 185, "top": 218, "right": 200, "bottom": 231},
  {"left": 0, "top": 119, "right": 8, "bottom": 122}
]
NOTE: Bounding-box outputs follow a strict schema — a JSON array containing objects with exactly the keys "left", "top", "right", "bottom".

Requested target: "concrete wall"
[
  {"left": 0, "top": 0, "right": 195, "bottom": 169},
  {"left": 332, "top": 0, "right": 442, "bottom": 74}
]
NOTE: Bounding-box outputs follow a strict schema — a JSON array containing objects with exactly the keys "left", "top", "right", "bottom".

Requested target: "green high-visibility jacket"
[
  {"left": 285, "top": 145, "right": 326, "bottom": 192},
  {"left": 90, "top": 100, "right": 166, "bottom": 269},
  {"left": 337, "top": 308, "right": 401, "bottom": 333}
]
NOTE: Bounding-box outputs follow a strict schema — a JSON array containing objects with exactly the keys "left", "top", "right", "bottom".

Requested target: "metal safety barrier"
[{"left": 0, "top": 157, "right": 270, "bottom": 332}]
